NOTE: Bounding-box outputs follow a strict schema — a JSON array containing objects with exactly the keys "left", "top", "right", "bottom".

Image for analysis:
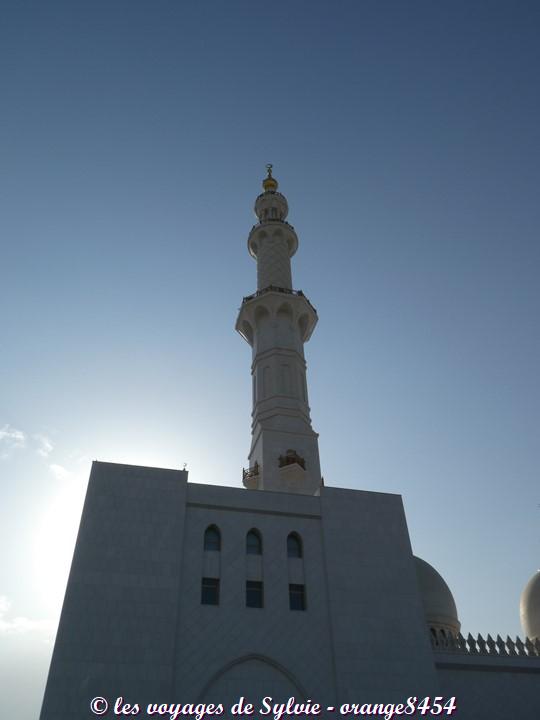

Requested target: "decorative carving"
[
  {"left": 486, "top": 634, "right": 497, "bottom": 654},
  {"left": 466, "top": 633, "right": 478, "bottom": 654},
  {"left": 496, "top": 635, "right": 507, "bottom": 656},
  {"left": 476, "top": 634, "right": 487, "bottom": 654},
  {"left": 515, "top": 637, "right": 526, "bottom": 657}
]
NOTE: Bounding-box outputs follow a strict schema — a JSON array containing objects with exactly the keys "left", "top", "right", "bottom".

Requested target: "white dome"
[
  {"left": 414, "top": 556, "right": 460, "bottom": 636},
  {"left": 520, "top": 570, "right": 540, "bottom": 640}
]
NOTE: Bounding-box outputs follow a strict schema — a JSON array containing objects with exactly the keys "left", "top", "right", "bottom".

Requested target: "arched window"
[
  {"left": 246, "top": 529, "right": 262, "bottom": 555},
  {"left": 287, "top": 532, "right": 302, "bottom": 559},
  {"left": 204, "top": 525, "right": 221, "bottom": 552}
]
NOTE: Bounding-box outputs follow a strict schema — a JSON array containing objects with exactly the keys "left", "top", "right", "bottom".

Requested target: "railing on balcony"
[
  {"left": 242, "top": 462, "right": 260, "bottom": 483},
  {"left": 241, "top": 285, "right": 317, "bottom": 314},
  {"left": 250, "top": 219, "right": 296, "bottom": 234}
]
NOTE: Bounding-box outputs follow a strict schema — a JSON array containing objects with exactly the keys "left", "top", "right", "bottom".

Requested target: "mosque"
[{"left": 40, "top": 169, "right": 540, "bottom": 719}]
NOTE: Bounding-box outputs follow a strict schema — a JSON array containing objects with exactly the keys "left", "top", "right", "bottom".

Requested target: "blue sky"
[{"left": 1, "top": 1, "right": 539, "bottom": 717}]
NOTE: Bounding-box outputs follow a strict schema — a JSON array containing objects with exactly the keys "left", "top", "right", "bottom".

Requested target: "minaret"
[{"left": 236, "top": 166, "right": 321, "bottom": 495}]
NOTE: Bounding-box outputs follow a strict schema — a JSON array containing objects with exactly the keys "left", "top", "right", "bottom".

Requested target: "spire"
[
  {"left": 262, "top": 163, "right": 279, "bottom": 192},
  {"left": 254, "top": 165, "right": 290, "bottom": 227}
]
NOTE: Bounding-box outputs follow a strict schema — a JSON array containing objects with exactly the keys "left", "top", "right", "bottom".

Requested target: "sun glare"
[{"left": 32, "top": 476, "right": 87, "bottom": 618}]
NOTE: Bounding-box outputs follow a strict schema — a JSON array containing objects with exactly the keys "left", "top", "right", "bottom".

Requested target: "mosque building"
[{"left": 40, "top": 169, "right": 540, "bottom": 720}]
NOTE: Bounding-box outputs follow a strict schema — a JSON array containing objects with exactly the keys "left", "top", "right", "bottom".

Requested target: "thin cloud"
[
  {"left": 0, "top": 595, "right": 54, "bottom": 638},
  {"left": 34, "top": 434, "right": 53, "bottom": 458},
  {"left": 49, "top": 463, "right": 72, "bottom": 480},
  {"left": 0, "top": 424, "right": 26, "bottom": 459}
]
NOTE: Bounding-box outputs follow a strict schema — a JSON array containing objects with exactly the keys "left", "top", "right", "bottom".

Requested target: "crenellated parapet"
[{"left": 429, "top": 626, "right": 540, "bottom": 658}]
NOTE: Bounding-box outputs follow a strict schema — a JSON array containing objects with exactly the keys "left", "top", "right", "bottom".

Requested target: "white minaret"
[{"left": 236, "top": 166, "right": 321, "bottom": 495}]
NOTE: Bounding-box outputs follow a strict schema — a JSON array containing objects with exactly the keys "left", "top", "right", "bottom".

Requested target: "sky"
[{"left": 1, "top": 1, "right": 539, "bottom": 716}]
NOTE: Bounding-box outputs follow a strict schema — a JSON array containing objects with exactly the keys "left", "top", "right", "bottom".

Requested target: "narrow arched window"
[
  {"left": 287, "top": 532, "right": 302, "bottom": 558},
  {"left": 204, "top": 525, "right": 221, "bottom": 552},
  {"left": 246, "top": 529, "right": 262, "bottom": 555}
]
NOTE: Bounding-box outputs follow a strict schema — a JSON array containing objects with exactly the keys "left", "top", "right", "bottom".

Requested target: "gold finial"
[{"left": 262, "top": 163, "right": 278, "bottom": 191}]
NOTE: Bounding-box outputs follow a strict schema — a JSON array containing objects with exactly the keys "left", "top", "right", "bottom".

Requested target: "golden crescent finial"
[{"left": 262, "top": 163, "right": 278, "bottom": 191}]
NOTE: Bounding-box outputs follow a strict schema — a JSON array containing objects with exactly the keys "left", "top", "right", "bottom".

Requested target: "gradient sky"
[{"left": 1, "top": 1, "right": 539, "bottom": 717}]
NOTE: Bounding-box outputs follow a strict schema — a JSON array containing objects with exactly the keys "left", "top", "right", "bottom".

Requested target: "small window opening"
[
  {"left": 289, "top": 583, "right": 306, "bottom": 611},
  {"left": 201, "top": 578, "right": 220, "bottom": 605},
  {"left": 246, "top": 581, "right": 264, "bottom": 608}
]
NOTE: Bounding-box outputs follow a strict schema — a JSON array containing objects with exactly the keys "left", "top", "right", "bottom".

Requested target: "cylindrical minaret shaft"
[{"left": 236, "top": 166, "right": 321, "bottom": 495}]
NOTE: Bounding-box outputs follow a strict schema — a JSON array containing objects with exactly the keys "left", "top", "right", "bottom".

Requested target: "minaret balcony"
[
  {"left": 241, "top": 285, "right": 317, "bottom": 314},
  {"left": 235, "top": 286, "right": 318, "bottom": 345},
  {"left": 242, "top": 462, "right": 260, "bottom": 489},
  {"left": 250, "top": 218, "right": 296, "bottom": 233}
]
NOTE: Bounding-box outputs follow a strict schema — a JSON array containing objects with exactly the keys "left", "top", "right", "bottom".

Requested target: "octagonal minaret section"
[{"left": 236, "top": 166, "right": 322, "bottom": 495}]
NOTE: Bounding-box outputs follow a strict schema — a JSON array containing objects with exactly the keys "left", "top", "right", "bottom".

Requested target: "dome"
[
  {"left": 520, "top": 570, "right": 540, "bottom": 640},
  {"left": 414, "top": 556, "right": 460, "bottom": 636},
  {"left": 262, "top": 175, "right": 278, "bottom": 192}
]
